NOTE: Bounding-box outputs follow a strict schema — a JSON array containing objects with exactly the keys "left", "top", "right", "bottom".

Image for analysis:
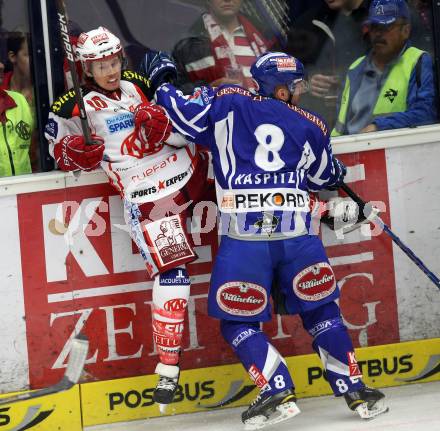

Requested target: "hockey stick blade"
[{"left": 0, "top": 335, "right": 89, "bottom": 406}]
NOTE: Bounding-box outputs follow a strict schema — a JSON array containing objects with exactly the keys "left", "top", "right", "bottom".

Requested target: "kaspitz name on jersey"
[{"left": 234, "top": 171, "right": 299, "bottom": 186}]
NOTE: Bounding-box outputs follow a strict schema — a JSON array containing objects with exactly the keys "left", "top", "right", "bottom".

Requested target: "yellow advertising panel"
[
  {"left": 81, "top": 337, "right": 440, "bottom": 427},
  {"left": 80, "top": 363, "right": 255, "bottom": 426},
  {"left": 288, "top": 337, "right": 440, "bottom": 398},
  {"left": 0, "top": 386, "right": 82, "bottom": 431}
]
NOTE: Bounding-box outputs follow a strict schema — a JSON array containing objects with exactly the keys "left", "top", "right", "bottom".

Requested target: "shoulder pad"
[
  {"left": 50, "top": 89, "right": 78, "bottom": 118},
  {"left": 122, "top": 70, "right": 153, "bottom": 99},
  {"left": 289, "top": 104, "right": 329, "bottom": 137}
]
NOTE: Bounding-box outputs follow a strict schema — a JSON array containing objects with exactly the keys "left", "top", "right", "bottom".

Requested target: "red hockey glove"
[
  {"left": 133, "top": 102, "right": 172, "bottom": 155},
  {"left": 54, "top": 135, "right": 104, "bottom": 171}
]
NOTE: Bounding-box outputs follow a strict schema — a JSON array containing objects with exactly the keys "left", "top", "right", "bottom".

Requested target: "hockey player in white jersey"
[
  {"left": 141, "top": 50, "right": 389, "bottom": 428},
  {"left": 44, "top": 27, "right": 213, "bottom": 406}
]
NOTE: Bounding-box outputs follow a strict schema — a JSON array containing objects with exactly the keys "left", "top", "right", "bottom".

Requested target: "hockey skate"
[
  {"left": 242, "top": 388, "right": 300, "bottom": 430},
  {"left": 344, "top": 386, "right": 389, "bottom": 419},
  {"left": 153, "top": 363, "right": 180, "bottom": 409}
]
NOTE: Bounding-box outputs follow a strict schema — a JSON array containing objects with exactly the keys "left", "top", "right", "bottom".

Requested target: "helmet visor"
[
  {"left": 88, "top": 54, "right": 122, "bottom": 78},
  {"left": 288, "top": 78, "right": 310, "bottom": 95}
]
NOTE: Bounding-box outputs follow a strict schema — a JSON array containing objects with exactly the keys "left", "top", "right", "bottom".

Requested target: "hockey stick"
[
  {"left": 0, "top": 335, "right": 88, "bottom": 406},
  {"left": 55, "top": 0, "right": 93, "bottom": 146},
  {"left": 341, "top": 183, "right": 440, "bottom": 289},
  {"left": 244, "top": 0, "right": 290, "bottom": 48}
]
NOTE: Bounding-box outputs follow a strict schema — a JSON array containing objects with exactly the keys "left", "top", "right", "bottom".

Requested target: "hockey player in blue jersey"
[{"left": 141, "top": 50, "right": 389, "bottom": 428}]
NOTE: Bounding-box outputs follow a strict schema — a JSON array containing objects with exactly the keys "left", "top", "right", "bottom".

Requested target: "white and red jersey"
[{"left": 45, "top": 70, "right": 197, "bottom": 203}]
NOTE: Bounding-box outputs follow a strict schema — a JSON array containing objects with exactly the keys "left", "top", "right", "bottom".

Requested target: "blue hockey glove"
[
  {"left": 326, "top": 156, "right": 347, "bottom": 190},
  {"left": 139, "top": 49, "right": 177, "bottom": 93}
]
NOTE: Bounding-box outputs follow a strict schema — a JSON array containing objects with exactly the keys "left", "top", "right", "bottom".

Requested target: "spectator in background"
[
  {"left": 332, "top": 0, "right": 436, "bottom": 136},
  {"left": 287, "top": 0, "right": 433, "bottom": 127},
  {"left": 409, "top": 0, "right": 433, "bottom": 49},
  {"left": 2, "top": 32, "right": 33, "bottom": 107},
  {"left": 1, "top": 31, "right": 39, "bottom": 171},
  {"left": 172, "top": 0, "right": 274, "bottom": 92},
  {"left": 411, "top": 0, "right": 431, "bottom": 30},
  {"left": 0, "top": 58, "right": 34, "bottom": 176},
  {"left": 287, "top": 0, "right": 325, "bottom": 24},
  {"left": 287, "top": 0, "right": 372, "bottom": 125}
]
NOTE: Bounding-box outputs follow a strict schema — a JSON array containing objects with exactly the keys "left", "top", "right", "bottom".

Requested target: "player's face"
[
  {"left": 290, "top": 87, "right": 301, "bottom": 106},
  {"left": 274, "top": 80, "right": 307, "bottom": 105},
  {"left": 208, "top": 0, "right": 242, "bottom": 19},
  {"left": 90, "top": 55, "right": 122, "bottom": 91}
]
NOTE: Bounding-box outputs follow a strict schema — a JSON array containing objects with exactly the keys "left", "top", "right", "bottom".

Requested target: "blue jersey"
[{"left": 156, "top": 84, "right": 341, "bottom": 238}]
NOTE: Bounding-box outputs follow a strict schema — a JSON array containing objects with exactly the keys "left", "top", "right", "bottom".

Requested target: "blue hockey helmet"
[{"left": 250, "top": 52, "right": 307, "bottom": 97}]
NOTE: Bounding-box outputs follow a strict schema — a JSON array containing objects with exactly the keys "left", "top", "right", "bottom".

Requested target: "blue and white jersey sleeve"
[
  {"left": 155, "top": 83, "right": 214, "bottom": 145},
  {"left": 305, "top": 131, "right": 344, "bottom": 191}
]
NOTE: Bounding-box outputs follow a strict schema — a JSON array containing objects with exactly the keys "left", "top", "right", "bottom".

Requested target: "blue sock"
[
  {"left": 301, "top": 302, "right": 365, "bottom": 396},
  {"left": 220, "top": 320, "right": 294, "bottom": 396}
]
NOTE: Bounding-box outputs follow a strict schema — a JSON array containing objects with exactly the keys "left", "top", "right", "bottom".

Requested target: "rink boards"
[
  {"left": 0, "top": 130, "right": 439, "bottom": 430},
  {"left": 0, "top": 337, "right": 439, "bottom": 430}
]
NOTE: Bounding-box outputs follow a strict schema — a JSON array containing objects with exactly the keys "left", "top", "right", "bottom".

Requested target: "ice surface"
[{"left": 86, "top": 381, "right": 440, "bottom": 431}]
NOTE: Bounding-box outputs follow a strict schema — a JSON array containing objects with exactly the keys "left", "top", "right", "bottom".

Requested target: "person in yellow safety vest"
[
  {"left": 0, "top": 60, "right": 33, "bottom": 177},
  {"left": 332, "top": 0, "right": 436, "bottom": 137}
]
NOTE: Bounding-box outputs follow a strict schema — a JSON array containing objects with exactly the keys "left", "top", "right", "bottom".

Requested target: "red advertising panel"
[{"left": 18, "top": 149, "right": 398, "bottom": 389}]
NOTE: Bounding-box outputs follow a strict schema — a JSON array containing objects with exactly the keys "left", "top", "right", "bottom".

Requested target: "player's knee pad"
[
  {"left": 301, "top": 300, "right": 342, "bottom": 334},
  {"left": 220, "top": 320, "right": 294, "bottom": 395},
  {"left": 152, "top": 267, "right": 190, "bottom": 365},
  {"left": 220, "top": 320, "right": 261, "bottom": 350},
  {"left": 301, "top": 301, "right": 364, "bottom": 396}
]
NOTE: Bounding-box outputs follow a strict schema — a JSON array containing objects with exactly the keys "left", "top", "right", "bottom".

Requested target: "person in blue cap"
[{"left": 332, "top": 0, "right": 436, "bottom": 136}]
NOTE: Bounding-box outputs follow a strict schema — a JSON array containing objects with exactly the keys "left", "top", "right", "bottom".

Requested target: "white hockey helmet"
[{"left": 75, "top": 26, "right": 123, "bottom": 74}]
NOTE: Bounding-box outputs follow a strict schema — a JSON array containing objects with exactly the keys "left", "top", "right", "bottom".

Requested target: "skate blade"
[
  {"left": 244, "top": 401, "right": 301, "bottom": 430},
  {"left": 158, "top": 403, "right": 168, "bottom": 414},
  {"left": 355, "top": 399, "right": 389, "bottom": 420}
]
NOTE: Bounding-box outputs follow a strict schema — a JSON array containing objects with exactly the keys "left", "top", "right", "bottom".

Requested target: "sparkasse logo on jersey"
[{"left": 106, "top": 113, "right": 134, "bottom": 134}]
